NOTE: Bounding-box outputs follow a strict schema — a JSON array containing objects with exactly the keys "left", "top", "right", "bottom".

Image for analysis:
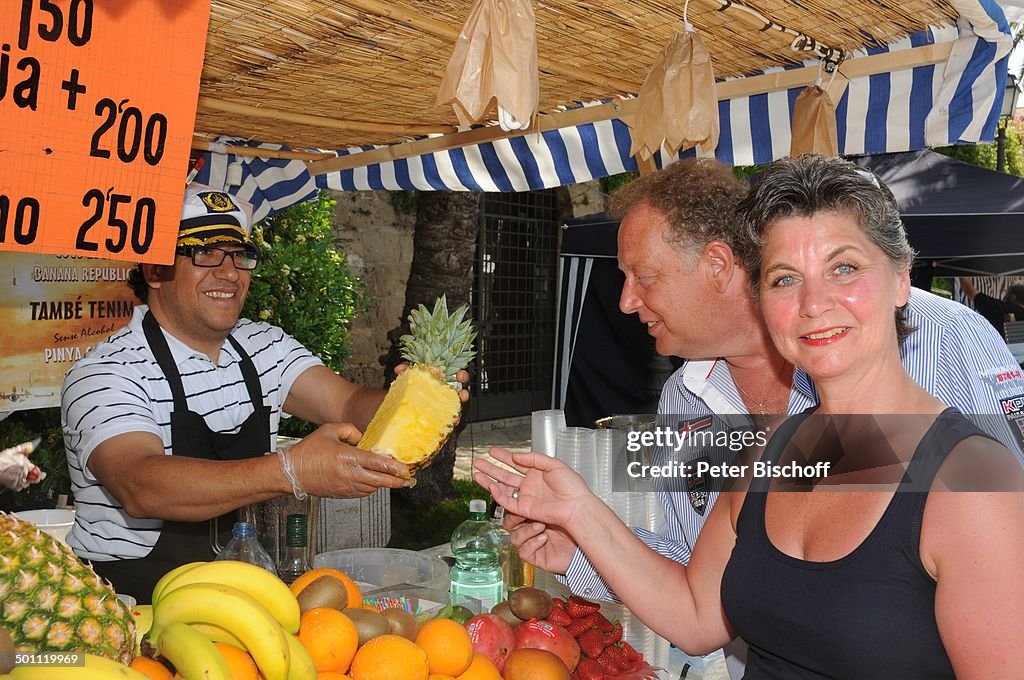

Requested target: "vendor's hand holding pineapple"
[{"left": 278, "top": 422, "right": 414, "bottom": 499}]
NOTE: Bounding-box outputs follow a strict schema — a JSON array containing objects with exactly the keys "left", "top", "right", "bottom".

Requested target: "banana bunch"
[{"left": 144, "top": 560, "right": 317, "bottom": 680}]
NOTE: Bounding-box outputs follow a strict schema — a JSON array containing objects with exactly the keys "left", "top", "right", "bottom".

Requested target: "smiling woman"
[
  {"left": 719, "top": 154, "right": 1024, "bottom": 678},
  {"left": 756, "top": 211, "right": 911, "bottom": 389}
]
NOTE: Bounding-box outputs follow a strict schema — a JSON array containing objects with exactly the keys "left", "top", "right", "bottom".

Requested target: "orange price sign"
[{"left": 0, "top": 0, "right": 210, "bottom": 263}]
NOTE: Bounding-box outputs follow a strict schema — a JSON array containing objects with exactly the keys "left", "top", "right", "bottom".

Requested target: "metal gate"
[{"left": 469, "top": 190, "right": 560, "bottom": 421}]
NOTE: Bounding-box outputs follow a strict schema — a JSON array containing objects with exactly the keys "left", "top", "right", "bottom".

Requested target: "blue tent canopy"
[{"left": 193, "top": 2, "right": 1012, "bottom": 221}]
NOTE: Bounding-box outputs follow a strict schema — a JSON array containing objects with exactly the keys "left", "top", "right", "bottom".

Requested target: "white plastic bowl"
[
  {"left": 14, "top": 508, "right": 76, "bottom": 544},
  {"left": 313, "top": 548, "right": 450, "bottom": 591}
]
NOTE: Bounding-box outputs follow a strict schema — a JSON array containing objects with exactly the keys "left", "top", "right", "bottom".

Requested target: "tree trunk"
[{"left": 384, "top": 190, "right": 479, "bottom": 510}]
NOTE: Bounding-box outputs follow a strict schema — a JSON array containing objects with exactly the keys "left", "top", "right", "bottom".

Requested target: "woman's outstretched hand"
[{"left": 473, "top": 447, "right": 591, "bottom": 531}]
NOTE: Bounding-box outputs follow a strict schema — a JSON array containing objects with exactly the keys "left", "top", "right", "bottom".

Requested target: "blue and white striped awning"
[{"left": 193, "top": 2, "right": 1011, "bottom": 222}]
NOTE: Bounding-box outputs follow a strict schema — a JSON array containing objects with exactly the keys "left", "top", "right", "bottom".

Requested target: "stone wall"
[
  {"left": 328, "top": 190, "right": 417, "bottom": 389},
  {"left": 566, "top": 180, "right": 608, "bottom": 218}
]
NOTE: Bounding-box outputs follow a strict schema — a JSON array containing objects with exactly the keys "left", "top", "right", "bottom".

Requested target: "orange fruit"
[
  {"left": 428, "top": 676, "right": 458, "bottom": 680},
  {"left": 501, "top": 649, "right": 570, "bottom": 680},
  {"left": 290, "top": 568, "right": 363, "bottom": 609},
  {"left": 297, "top": 607, "right": 359, "bottom": 673},
  {"left": 349, "top": 634, "right": 429, "bottom": 680},
  {"left": 318, "top": 673, "right": 353, "bottom": 680},
  {"left": 129, "top": 657, "right": 173, "bottom": 680},
  {"left": 454, "top": 653, "right": 502, "bottom": 680},
  {"left": 215, "top": 642, "right": 259, "bottom": 680},
  {"left": 415, "top": 618, "right": 474, "bottom": 677}
]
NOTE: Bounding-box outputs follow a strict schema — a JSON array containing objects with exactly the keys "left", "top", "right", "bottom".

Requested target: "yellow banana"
[
  {"left": 155, "top": 560, "right": 300, "bottom": 634},
  {"left": 4, "top": 652, "right": 149, "bottom": 679},
  {"left": 130, "top": 604, "right": 154, "bottom": 656},
  {"left": 189, "top": 622, "right": 246, "bottom": 649},
  {"left": 155, "top": 621, "right": 231, "bottom": 680},
  {"left": 151, "top": 582, "right": 291, "bottom": 680},
  {"left": 151, "top": 561, "right": 207, "bottom": 603},
  {"left": 284, "top": 633, "right": 318, "bottom": 680}
]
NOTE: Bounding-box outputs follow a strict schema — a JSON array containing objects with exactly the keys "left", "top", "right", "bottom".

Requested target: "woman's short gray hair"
[{"left": 736, "top": 154, "right": 917, "bottom": 342}]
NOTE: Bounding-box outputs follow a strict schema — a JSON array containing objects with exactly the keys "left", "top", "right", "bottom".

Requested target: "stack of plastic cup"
[
  {"left": 531, "top": 409, "right": 566, "bottom": 456},
  {"left": 555, "top": 427, "right": 597, "bottom": 489},
  {"left": 592, "top": 428, "right": 622, "bottom": 499}
]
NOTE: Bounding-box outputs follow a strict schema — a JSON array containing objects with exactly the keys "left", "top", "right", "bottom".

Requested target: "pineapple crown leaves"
[{"left": 399, "top": 295, "right": 477, "bottom": 381}]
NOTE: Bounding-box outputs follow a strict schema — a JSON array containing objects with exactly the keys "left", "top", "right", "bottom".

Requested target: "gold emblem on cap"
[{"left": 199, "top": 191, "right": 238, "bottom": 213}]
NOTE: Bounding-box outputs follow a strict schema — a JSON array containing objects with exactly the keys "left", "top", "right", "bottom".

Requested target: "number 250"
[{"left": 76, "top": 190, "right": 155, "bottom": 255}]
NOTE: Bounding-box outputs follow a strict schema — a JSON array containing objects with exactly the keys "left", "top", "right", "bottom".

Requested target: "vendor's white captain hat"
[{"left": 177, "top": 185, "right": 254, "bottom": 248}]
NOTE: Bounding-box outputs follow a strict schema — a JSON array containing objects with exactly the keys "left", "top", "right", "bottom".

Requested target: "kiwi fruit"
[
  {"left": 509, "top": 587, "right": 553, "bottom": 620},
  {"left": 490, "top": 600, "right": 522, "bottom": 627},
  {"left": 296, "top": 575, "right": 350, "bottom": 613},
  {"left": 343, "top": 607, "right": 390, "bottom": 646},
  {"left": 0, "top": 627, "right": 13, "bottom": 674},
  {"left": 380, "top": 607, "right": 418, "bottom": 640}
]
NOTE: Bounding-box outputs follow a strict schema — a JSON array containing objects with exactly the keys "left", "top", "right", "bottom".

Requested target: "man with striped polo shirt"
[
  {"left": 61, "top": 186, "right": 456, "bottom": 601},
  {"left": 504, "top": 159, "right": 1024, "bottom": 679}
]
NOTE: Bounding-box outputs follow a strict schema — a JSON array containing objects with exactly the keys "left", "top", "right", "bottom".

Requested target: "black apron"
[{"left": 89, "top": 311, "right": 271, "bottom": 602}]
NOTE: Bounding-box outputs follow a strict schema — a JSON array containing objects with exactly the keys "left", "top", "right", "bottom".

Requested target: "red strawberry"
[
  {"left": 567, "top": 595, "right": 601, "bottom": 618},
  {"left": 594, "top": 612, "right": 614, "bottom": 632},
  {"left": 546, "top": 607, "right": 573, "bottom": 626},
  {"left": 578, "top": 628, "right": 608, "bottom": 659},
  {"left": 575, "top": 658, "right": 605, "bottom": 680},
  {"left": 595, "top": 653, "right": 624, "bottom": 674},
  {"left": 566, "top": 613, "right": 600, "bottom": 637},
  {"left": 621, "top": 641, "right": 643, "bottom": 662},
  {"left": 604, "top": 622, "right": 623, "bottom": 644},
  {"left": 601, "top": 644, "right": 631, "bottom": 670},
  {"left": 552, "top": 597, "right": 567, "bottom": 610}
]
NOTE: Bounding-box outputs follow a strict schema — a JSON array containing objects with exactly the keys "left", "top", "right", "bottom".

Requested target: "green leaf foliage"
[
  {"left": 242, "top": 191, "right": 369, "bottom": 437},
  {"left": 0, "top": 408, "right": 66, "bottom": 511},
  {"left": 934, "top": 120, "right": 1024, "bottom": 177}
]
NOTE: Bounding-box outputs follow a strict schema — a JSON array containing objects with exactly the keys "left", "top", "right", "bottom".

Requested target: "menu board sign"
[
  {"left": 0, "top": 0, "right": 210, "bottom": 264},
  {"left": 0, "top": 251, "right": 136, "bottom": 412}
]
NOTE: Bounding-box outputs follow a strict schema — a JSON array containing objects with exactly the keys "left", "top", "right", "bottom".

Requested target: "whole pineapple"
[
  {"left": 359, "top": 295, "right": 477, "bottom": 472},
  {"left": 0, "top": 513, "right": 135, "bottom": 664}
]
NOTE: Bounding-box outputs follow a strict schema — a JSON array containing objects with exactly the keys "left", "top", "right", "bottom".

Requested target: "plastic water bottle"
[
  {"left": 215, "top": 521, "right": 277, "bottom": 574},
  {"left": 450, "top": 499, "right": 505, "bottom": 612}
]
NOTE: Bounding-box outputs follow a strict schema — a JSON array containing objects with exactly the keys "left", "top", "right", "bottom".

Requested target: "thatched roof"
[{"left": 194, "top": 0, "right": 961, "bottom": 152}]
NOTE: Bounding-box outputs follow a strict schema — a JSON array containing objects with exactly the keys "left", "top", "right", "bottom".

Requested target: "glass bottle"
[
  {"left": 490, "top": 502, "right": 534, "bottom": 597},
  {"left": 450, "top": 499, "right": 505, "bottom": 612},
  {"left": 215, "top": 521, "right": 277, "bottom": 574},
  {"left": 277, "top": 513, "right": 310, "bottom": 585}
]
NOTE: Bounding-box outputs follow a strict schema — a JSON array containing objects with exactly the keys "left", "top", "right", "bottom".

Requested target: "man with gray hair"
[{"left": 506, "top": 156, "right": 1024, "bottom": 678}]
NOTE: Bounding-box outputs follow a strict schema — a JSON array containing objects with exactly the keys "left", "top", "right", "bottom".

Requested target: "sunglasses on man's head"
[{"left": 176, "top": 244, "right": 259, "bottom": 270}]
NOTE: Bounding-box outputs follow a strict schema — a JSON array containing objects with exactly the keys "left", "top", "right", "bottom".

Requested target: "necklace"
[
  {"left": 734, "top": 381, "right": 775, "bottom": 415},
  {"left": 733, "top": 363, "right": 790, "bottom": 415}
]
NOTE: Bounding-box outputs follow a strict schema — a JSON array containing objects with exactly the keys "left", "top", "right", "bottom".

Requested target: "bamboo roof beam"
[
  {"left": 197, "top": 97, "right": 455, "bottom": 137},
  {"left": 306, "top": 40, "right": 953, "bottom": 177},
  {"left": 191, "top": 138, "right": 337, "bottom": 161}
]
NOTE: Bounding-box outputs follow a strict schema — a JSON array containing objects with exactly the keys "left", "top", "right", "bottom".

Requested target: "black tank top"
[{"left": 721, "top": 408, "right": 987, "bottom": 679}]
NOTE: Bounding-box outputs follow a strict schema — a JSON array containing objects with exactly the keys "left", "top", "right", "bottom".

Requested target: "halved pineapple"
[{"left": 359, "top": 296, "right": 477, "bottom": 472}]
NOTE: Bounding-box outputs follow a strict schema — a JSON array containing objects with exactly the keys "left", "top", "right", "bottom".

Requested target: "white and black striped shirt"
[
  {"left": 61, "top": 305, "right": 322, "bottom": 561},
  {"left": 563, "top": 289, "right": 1024, "bottom": 599}
]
